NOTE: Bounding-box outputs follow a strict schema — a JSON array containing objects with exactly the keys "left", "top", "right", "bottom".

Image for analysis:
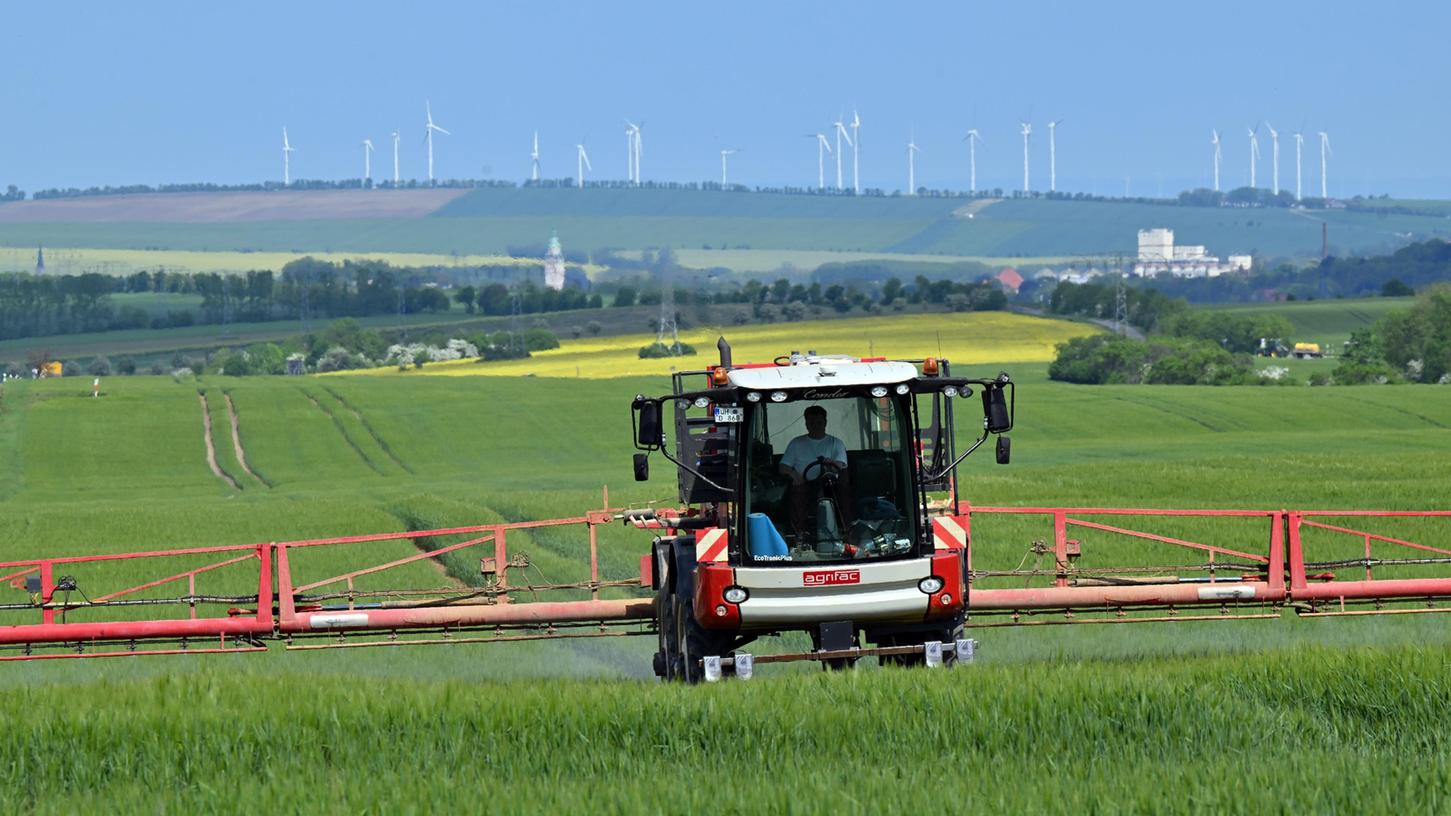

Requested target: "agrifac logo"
[{"left": 803, "top": 569, "right": 861, "bottom": 587}]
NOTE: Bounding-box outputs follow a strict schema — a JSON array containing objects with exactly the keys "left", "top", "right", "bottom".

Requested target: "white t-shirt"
[{"left": 781, "top": 434, "right": 848, "bottom": 476}]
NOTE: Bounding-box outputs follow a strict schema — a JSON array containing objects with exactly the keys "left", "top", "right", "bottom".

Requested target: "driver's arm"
[{"left": 779, "top": 440, "right": 805, "bottom": 485}]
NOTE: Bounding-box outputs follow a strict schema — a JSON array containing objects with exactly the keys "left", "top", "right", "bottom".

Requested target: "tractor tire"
[{"left": 654, "top": 584, "right": 678, "bottom": 680}]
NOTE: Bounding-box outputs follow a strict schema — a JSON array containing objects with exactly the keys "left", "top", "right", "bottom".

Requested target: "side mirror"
[
  {"left": 995, "top": 435, "right": 1011, "bottom": 465},
  {"left": 633, "top": 453, "right": 650, "bottom": 481},
  {"left": 983, "top": 384, "right": 1012, "bottom": 433},
  {"left": 634, "top": 397, "right": 664, "bottom": 448}
]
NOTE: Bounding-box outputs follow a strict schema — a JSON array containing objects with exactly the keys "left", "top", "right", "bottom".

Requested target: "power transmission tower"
[
  {"left": 221, "top": 275, "right": 235, "bottom": 340},
  {"left": 1113, "top": 254, "right": 1127, "bottom": 336},
  {"left": 656, "top": 267, "right": 680, "bottom": 354},
  {"left": 509, "top": 290, "right": 525, "bottom": 358}
]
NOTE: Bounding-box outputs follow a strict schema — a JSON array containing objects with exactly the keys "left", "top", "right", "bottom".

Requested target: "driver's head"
[{"left": 803, "top": 406, "right": 828, "bottom": 439}]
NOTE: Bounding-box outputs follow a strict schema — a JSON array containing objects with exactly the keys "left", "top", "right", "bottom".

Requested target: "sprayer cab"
[{"left": 630, "top": 338, "right": 1014, "bottom": 681}]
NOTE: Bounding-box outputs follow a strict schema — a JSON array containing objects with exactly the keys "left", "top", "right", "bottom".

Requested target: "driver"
[{"left": 779, "top": 405, "right": 853, "bottom": 539}]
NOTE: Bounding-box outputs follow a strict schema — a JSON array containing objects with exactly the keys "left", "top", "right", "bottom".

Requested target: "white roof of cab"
[{"left": 726, "top": 359, "right": 918, "bottom": 390}]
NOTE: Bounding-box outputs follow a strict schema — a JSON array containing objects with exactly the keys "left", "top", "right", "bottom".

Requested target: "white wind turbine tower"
[
  {"left": 575, "top": 142, "right": 592, "bottom": 189},
  {"left": 531, "top": 131, "right": 541, "bottom": 182},
  {"left": 850, "top": 109, "right": 861, "bottom": 194},
  {"left": 1048, "top": 120, "right": 1062, "bottom": 193},
  {"left": 1019, "top": 121, "right": 1032, "bottom": 192},
  {"left": 1293, "top": 130, "right": 1304, "bottom": 202},
  {"left": 362, "top": 139, "right": 374, "bottom": 184},
  {"left": 1318, "top": 131, "right": 1331, "bottom": 199},
  {"left": 833, "top": 115, "right": 854, "bottom": 191},
  {"left": 906, "top": 131, "right": 920, "bottom": 195},
  {"left": 1266, "top": 122, "right": 1281, "bottom": 195},
  {"left": 808, "top": 133, "right": 832, "bottom": 190},
  {"left": 624, "top": 120, "right": 643, "bottom": 184},
  {"left": 1247, "top": 126, "right": 1260, "bottom": 188},
  {"left": 391, "top": 130, "right": 400, "bottom": 184},
  {"left": 963, "top": 129, "right": 982, "bottom": 193},
  {"left": 281, "top": 127, "right": 296, "bottom": 185},
  {"left": 720, "top": 149, "right": 738, "bottom": 186},
  {"left": 1210, "top": 130, "right": 1221, "bottom": 192},
  {"left": 424, "top": 102, "right": 450, "bottom": 184}
]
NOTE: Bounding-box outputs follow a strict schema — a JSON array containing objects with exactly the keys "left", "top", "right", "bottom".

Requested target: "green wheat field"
[{"left": 2, "top": 327, "right": 1450, "bottom": 812}]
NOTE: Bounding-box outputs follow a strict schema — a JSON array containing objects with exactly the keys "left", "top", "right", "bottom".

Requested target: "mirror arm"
[
  {"left": 656, "top": 443, "right": 736, "bottom": 496},
  {"left": 923, "top": 428, "right": 989, "bottom": 483}
]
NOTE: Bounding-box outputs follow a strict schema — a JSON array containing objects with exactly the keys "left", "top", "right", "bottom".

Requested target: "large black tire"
[{"left": 653, "top": 584, "right": 678, "bottom": 680}]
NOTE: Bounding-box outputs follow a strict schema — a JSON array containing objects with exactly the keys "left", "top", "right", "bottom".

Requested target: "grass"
[
  {"left": 3, "top": 189, "right": 1448, "bottom": 261},
  {"left": 0, "top": 245, "right": 566, "bottom": 277},
  {"left": 4, "top": 647, "right": 1451, "bottom": 813},
  {"left": 1209, "top": 295, "right": 1413, "bottom": 348},
  {"left": 3, "top": 320, "right": 1451, "bottom": 811},
  {"left": 353, "top": 311, "right": 1100, "bottom": 379},
  {"left": 663, "top": 247, "right": 1081, "bottom": 272}
]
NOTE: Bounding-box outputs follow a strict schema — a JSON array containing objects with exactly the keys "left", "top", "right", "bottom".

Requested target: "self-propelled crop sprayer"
[{"left": 3, "top": 338, "right": 1451, "bottom": 680}]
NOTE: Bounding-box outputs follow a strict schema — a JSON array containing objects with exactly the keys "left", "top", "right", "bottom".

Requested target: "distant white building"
[
  {"left": 543, "top": 230, "right": 566, "bottom": 291},
  {"left": 1134, "top": 228, "right": 1248, "bottom": 278}
]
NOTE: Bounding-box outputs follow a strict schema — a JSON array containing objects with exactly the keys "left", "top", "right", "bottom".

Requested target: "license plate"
[{"left": 713, "top": 406, "right": 743, "bottom": 423}]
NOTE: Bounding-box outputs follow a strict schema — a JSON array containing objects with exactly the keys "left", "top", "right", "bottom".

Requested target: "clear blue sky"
[{"left": 4, "top": 0, "right": 1448, "bottom": 197}]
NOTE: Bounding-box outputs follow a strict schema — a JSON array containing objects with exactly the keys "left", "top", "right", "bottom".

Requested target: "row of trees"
[{"left": 1335, "top": 286, "right": 1451, "bottom": 384}]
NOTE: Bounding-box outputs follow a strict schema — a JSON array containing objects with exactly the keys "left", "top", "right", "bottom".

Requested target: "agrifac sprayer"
[
  {"left": 627, "top": 338, "right": 1013, "bottom": 681},
  {"left": 4, "top": 337, "right": 1451, "bottom": 681}
]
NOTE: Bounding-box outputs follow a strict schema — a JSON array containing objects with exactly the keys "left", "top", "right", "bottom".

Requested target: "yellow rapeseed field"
[{"left": 357, "top": 311, "right": 1099, "bottom": 379}]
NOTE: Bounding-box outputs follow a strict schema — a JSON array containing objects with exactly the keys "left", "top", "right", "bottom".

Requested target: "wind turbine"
[
  {"left": 1318, "top": 131, "right": 1331, "bottom": 199},
  {"left": 1293, "top": 130, "right": 1305, "bottom": 202},
  {"left": 531, "top": 131, "right": 541, "bottom": 182},
  {"left": 576, "top": 142, "right": 592, "bottom": 189},
  {"left": 808, "top": 133, "right": 832, "bottom": 190},
  {"left": 963, "top": 129, "right": 982, "bottom": 194},
  {"left": 907, "top": 131, "right": 920, "bottom": 195},
  {"left": 1266, "top": 122, "right": 1281, "bottom": 195},
  {"left": 391, "top": 130, "right": 400, "bottom": 184},
  {"left": 362, "top": 138, "right": 374, "bottom": 184},
  {"left": 720, "top": 148, "right": 738, "bottom": 187},
  {"left": 624, "top": 120, "right": 643, "bottom": 184},
  {"left": 850, "top": 109, "right": 861, "bottom": 194},
  {"left": 1210, "top": 129, "right": 1221, "bottom": 192},
  {"left": 1019, "top": 121, "right": 1032, "bottom": 192},
  {"left": 281, "top": 127, "right": 295, "bottom": 185},
  {"left": 1048, "top": 120, "right": 1062, "bottom": 193},
  {"left": 833, "top": 115, "right": 854, "bottom": 191},
  {"left": 1247, "top": 125, "right": 1260, "bottom": 189},
  {"left": 424, "top": 101, "right": 450, "bottom": 184}
]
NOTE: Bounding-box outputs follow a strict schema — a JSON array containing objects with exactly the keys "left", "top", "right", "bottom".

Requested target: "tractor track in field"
[
  {"left": 198, "top": 393, "right": 240, "bottom": 491},
  {"left": 1109, "top": 395, "right": 1226, "bottom": 433},
  {"left": 318, "top": 385, "right": 413, "bottom": 473},
  {"left": 299, "top": 388, "right": 386, "bottom": 475},
  {"left": 224, "top": 393, "right": 269, "bottom": 486}
]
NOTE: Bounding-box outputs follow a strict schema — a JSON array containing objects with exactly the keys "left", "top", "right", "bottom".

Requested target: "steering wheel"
[{"left": 800, "top": 457, "right": 843, "bottom": 484}]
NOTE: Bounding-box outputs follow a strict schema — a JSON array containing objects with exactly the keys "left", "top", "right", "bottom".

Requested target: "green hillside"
[
  {"left": 1, "top": 189, "right": 1447, "bottom": 262},
  {"left": 1209, "top": 296, "right": 1413, "bottom": 347}
]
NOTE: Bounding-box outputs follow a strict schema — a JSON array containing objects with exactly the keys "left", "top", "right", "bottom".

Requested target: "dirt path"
[
  {"left": 952, "top": 197, "right": 1002, "bottom": 219},
  {"left": 224, "top": 394, "right": 264, "bottom": 485},
  {"left": 198, "top": 394, "right": 239, "bottom": 491}
]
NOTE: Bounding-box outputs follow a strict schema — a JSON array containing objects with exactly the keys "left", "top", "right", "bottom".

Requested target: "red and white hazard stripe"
[
  {"left": 932, "top": 515, "right": 968, "bottom": 551},
  {"left": 694, "top": 528, "right": 729, "bottom": 562}
]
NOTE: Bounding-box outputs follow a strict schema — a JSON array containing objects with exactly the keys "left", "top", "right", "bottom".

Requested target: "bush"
[
  {"left": 586, "top": 320, "right": 602, "bottom": 336},
  {"left": 524, "top": 328, "right": 560, "bottom": 352},
  {"left": 87, "top": 357, "right": 112, "bottom": 377},
  {"left": 1049, "top": 335, "right": 1254, "bottom": 385},
  {"left": 116, "top": 356, "right": 137, "bottom": 375},
  {"left": 638, "top": 342, "right": 697, "bottom": 359}
]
